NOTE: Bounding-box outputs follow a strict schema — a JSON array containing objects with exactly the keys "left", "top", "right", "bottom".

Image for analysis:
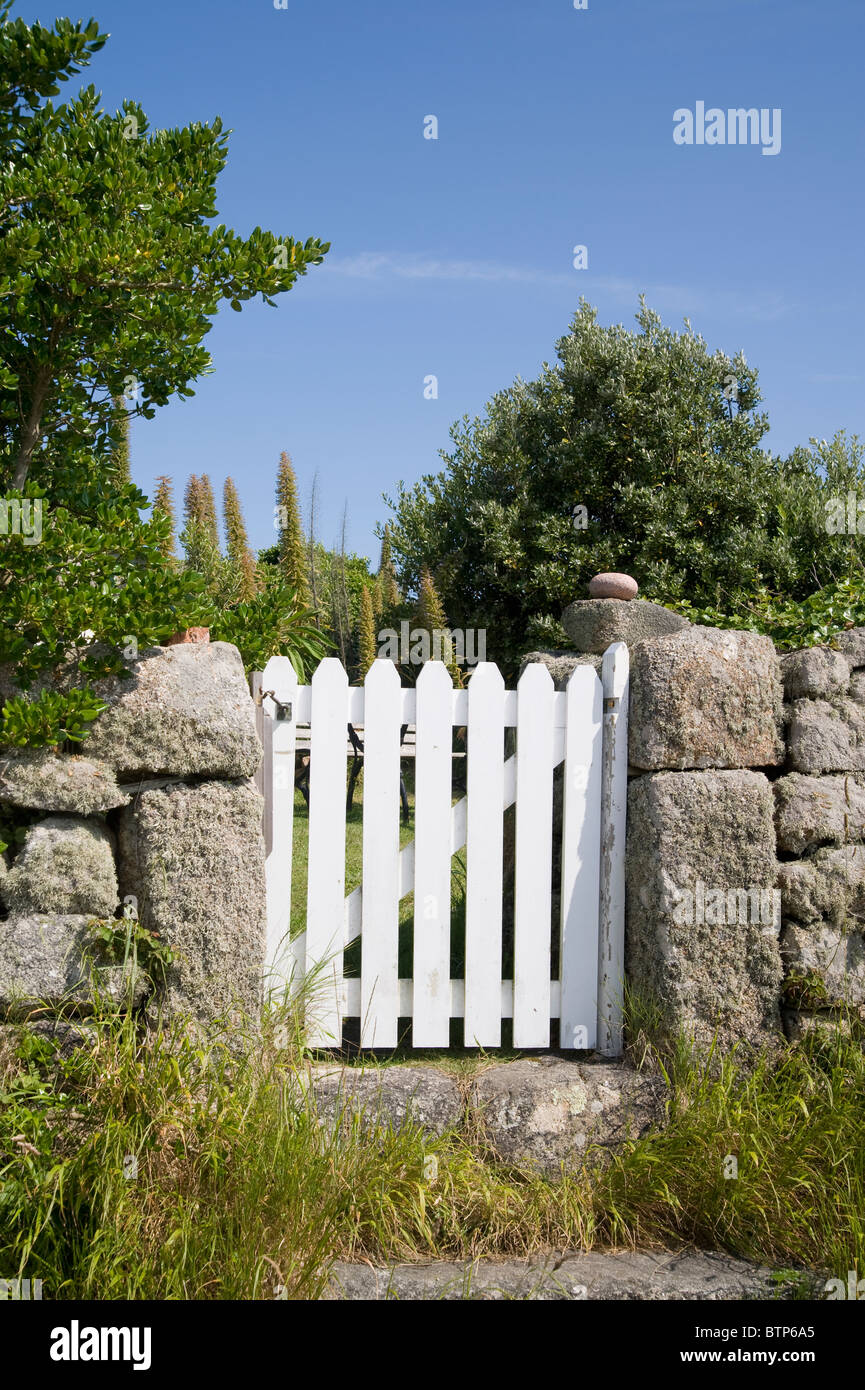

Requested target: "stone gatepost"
[
  {"left": 524, "top": 576, "right": 787, "bottom": 1053},
  {"left": 0, "top": 642, "right": 266, "bottom": 1036}
]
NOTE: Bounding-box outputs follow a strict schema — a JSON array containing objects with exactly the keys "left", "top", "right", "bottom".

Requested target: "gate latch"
[{"left": 257, "top": 689, "right": 292, "bottom": 721}]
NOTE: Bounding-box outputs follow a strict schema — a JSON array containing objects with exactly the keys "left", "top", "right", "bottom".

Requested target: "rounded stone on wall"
[{"left": 588, "top": 572, "right": 639, "bottom": 601}]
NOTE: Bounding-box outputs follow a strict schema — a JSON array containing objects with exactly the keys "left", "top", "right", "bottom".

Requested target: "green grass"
[{"left": 1, "top": 989, "right": 861, "bottom": 1299}]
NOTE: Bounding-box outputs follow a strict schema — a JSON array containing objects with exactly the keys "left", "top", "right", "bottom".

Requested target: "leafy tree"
[
  {"left": 183, "top": 475, "right": 201, "bottom": 526},
  {"left": 384, "top": 300, "right": 856, "bottom": 671},
  {"left": 0, "top": 2, "right": 329, "bottom": 492},
  {"left": 276, "top": 451, "right": 310, "bottom": 605},
  {"left": 180, "top": 476, "right": 226, "bottom": 595},
  {"left": 0, "top": 4, "right": 328, "bottom": 745},
  {"left": 0, "top": 490, "right": 211, "bottom": 746},
  {"left": 673, "top": 434, "right": 865, "bottom": 648}
]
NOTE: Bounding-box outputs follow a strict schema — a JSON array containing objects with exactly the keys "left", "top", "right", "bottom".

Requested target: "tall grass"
[{"left": 0, "top": 990, "right": 861, "bottom": 1298}]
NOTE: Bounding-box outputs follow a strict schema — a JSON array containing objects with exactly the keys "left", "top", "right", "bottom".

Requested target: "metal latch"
[{"left": 256, "top": 689, "right": 292, "bottom": 721}]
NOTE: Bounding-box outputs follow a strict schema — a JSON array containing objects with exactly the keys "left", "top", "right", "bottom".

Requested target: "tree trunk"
[{"left": 12, "top": 367, "right": 52, "bottom": 490}]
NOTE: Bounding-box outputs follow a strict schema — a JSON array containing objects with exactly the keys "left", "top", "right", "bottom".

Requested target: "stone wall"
[
  {"left": 529, "top": 593, "right": 865, "bottom": 1052},
  {"left": 0, "top": 642, "right": 266, "bottom": 1035}
]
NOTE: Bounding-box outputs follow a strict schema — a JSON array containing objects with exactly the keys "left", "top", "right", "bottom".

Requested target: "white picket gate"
[{"left": 254, "top": 647, "right": 629, "bottom": 1055}]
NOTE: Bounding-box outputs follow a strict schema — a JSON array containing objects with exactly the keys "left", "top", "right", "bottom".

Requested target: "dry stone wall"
[
  {"left": 0, "top": 642, "right": 266, "bottom": 1034},
  {"left": 530, "top": 592, "right": 865, "bottom": 1052}
]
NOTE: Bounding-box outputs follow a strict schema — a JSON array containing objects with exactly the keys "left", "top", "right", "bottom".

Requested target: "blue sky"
[{"left": 17, "top": 0, "right": 865, "bottom": 567}]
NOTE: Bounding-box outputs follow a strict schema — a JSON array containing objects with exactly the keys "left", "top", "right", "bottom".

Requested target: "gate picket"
[
  {"left": 360, "top": 661, "right": 402, "bottom": 1048},
  {"left": 412, "top": 662, "right": 454, "bottom": 1046},
  {"left": 513, "top": 663, "right": 554, "bottom": 1046},
  {"left": 464, "top": 663, "right": 505, "bottom": 1047},
  {"left": 305, "top": 658, "right": 349, "bottom": 1047},
  {"left": 559, "top": 665, "right": 603, "bottom": 1050}
]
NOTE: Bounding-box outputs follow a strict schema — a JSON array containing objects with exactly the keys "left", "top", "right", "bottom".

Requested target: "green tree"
[
  {"left": 276, "top": 451, "right": 310, "bottom": 605},
  {"left": 183, "top": 475, "right": 201, "bottom": 529},
  {"left": 0, "top": 3, "right": 329, "bottom": 746},
  {"left": 0, "top": 2, "right": 328, "bottom": 492},
  {"left": 1, "top": 493, "right": 212, "bottom": 746},
  {"left": 385, "top": 300, "right": 854, "bottom": 671}
]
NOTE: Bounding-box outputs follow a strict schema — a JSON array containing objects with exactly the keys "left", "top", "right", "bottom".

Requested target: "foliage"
[
  {"left": 151, "top": 475, "right": 176, "bottom": 560},
  {"left": 377, "top": 524, "right": 401, "bottom": 615},
  {"left": 0, "top": 995, "right": 860, "bottom": 1297},
  {"left": 304, "top": 541, "right": 376, "bottom": 675},
  {"left": 414, "top": 567, "right": 463, "bottom": 685},
  {"left": 0, "top": 485, "right": 211, "bottom": 749},
  {"left": 107, "top": 400, "right": 130, "bottom": 484},
  {"left": 0, "top": 3, "right": 328, "bottom": 745},
  {"left": 276, "top": 452, "right": 310, "bottom": 606},
  {"left": 1, "top": 687, "right": 109, "bottom": 750},
  {"left": 0, "top": 1, "right": 328, "bottom": 491},
  {"left": 222, "top": 477, "right": 257, "bottom": 602},
  {"left": 211, "top": 568, "right": 329, "bottom": 680},
  {"left": 355, "top": 584, "right": 377, "bottom": 682},
  {"left": 670, "top": 573, "right": 865, "bottom": 651},
  {"left": 87, "top": 914, "right": 175, "bottom": 989},
  {"left": 385, "top": 301, "right": 862, "bottom": 671}
]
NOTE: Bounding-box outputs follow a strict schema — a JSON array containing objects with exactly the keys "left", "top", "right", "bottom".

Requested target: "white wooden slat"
[
  {"left": 513, "top": 663, "right": 554, "bottom": 1046},
  {"left": 260, "top": 656, "right": 299, "bottom": 995},
  {"left": 598, "top": 642, "right": 630, "bottom": 1057},
  {"left": 305, "top": 659, "right": 349, "bottom": 1048},
  {"left": 559, "top": 665, "right": 604, "bottom": 1050},
  {"left": 464, "top": 663, "right": 505, "bottom": 1046},
  {"left": 348, "top": 688, "right": 365, "bottom": 725},
  {"left": 341, "top": 730, "right": 567, "bottom": 948},
  {"left": 359, "top": 661, "right": 403, "bottom": 1048},
  {"left": 412, "top": 662, "right": 454, "bottom": 1046},
  {"left": 297, "top": 687, "right": 312, "bottom": 722},
  {"left": 401, "top": 689, "right": 417, "bottom": 725},
  {"left": 343, "top": 979, "right": 562, "bottom": 1019}
]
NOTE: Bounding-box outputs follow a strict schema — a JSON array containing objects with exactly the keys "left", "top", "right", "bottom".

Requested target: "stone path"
[{"left": 324, "top": 1249, "right": 821, "bottom": 1301}]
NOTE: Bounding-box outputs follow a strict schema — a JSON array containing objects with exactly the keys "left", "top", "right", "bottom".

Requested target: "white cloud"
[
  {"left": 323, "top": 251, "right": 573, "bottom": 286},
  {"left": 318, "top": 251, "right": 791, "bottom": 321}
]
